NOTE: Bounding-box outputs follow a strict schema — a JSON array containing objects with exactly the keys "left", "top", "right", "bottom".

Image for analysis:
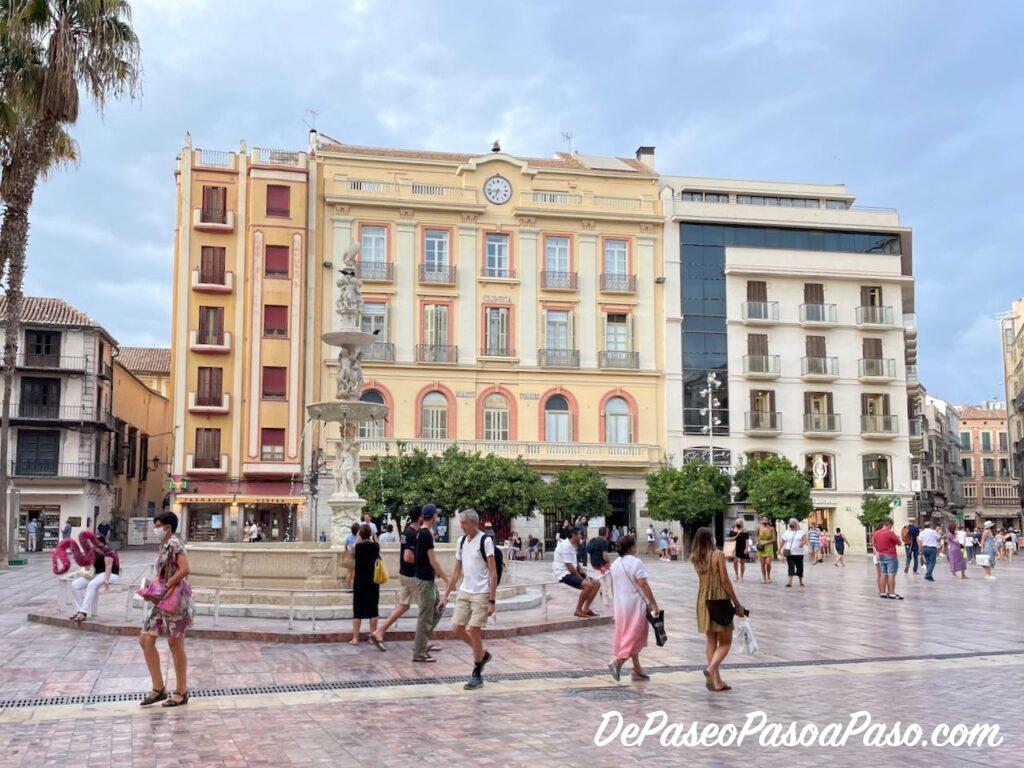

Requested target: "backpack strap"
[{"left": 480, "top": 533, "right": 494, "bottom": 558}]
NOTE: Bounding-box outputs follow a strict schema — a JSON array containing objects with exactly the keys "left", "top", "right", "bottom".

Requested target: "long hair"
[{"left": 690, "top": 527, "right": 717, "bottom": 573}]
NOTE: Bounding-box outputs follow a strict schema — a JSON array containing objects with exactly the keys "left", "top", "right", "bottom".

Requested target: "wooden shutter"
[
  {"left": 626, "top": 313, "right": 634, "bottom": 351},
  {"left": 265, "top": 245, "right": 289, "bottom": 276},
  {"left": 201, "top": 246, "right": 225, "bottom": 283},
  {"left": 861, "top": 393, "right": 870, "bottom": 415},
  {"left": 804, "top": 283, "right": 824, "bottom": 303},
  {"left": 746, "top": 281, "right": 767, "bottom": 302},
  {"left": 803, "top": 392, "right": 812, "bottom": 414},
  {"left": 768, "top": 390, "right": 776, "bottom": 412},
  {"left": 826, "top": 392, "right": 834, "bottom": 413},
  {"left": 863, "top": 338, "right": 882, "bottom": 359},
  {"left": 749, "top": 390, "right": 759, "bottom": 411},
  {"left": 806, "top": 335, "right": 826, "bottom": 357},
  {"left": 266, "top": 185, "right": 290, "bottom": 217},
  {"left": 747, "top": 334, "right": 768, "bottom": 356},
  {"left": 882, "top": 394, "right": 891, "bottom": 415},
  {"left": 567, "top": 310, "right": 576, "bottom": 349},
  {"left": 540, "top": 308, "right": 548, "bottom": 348}
]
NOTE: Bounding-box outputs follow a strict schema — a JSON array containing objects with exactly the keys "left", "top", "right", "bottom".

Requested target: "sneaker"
[
  {"left": 985, "top": 575, "right": 996, "bottom": 581},
  {"left": 924, "top": 576, "right": 935, "bottom": 581},
  {"left": 463, "top": 675, "right": 484, "bottom": 690}
]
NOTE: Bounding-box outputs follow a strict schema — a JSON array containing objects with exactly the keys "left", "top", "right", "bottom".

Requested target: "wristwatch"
[{"left": 488, "top": 598, "right": 496, "bottom": 604}]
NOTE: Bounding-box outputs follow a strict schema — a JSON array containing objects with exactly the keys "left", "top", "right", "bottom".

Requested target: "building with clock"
[{"left": 168, "top": 134, "right": 665, "bottom": 543}]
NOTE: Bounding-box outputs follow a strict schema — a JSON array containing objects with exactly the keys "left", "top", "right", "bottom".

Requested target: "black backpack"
[{"left": 459, "top": 533, "right": 503, "bottom": 585}]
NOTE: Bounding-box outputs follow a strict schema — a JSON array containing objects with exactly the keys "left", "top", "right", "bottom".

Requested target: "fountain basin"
[
  {"left": 322, "top": 329, "right": 377, "bottom": 348},
  {"left": 306, "top": 401, "right": 388, "bottom": 423}
]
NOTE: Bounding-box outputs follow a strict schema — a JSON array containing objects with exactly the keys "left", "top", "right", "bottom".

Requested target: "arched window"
[
  {"left": 421, "top": 391, "right": 449, "bottom": 439},
  {"left": 804, "top": 453, "right": 835, "bottom": 490},
  {"left": 482, "top": 393, "right": 510, "bottom": 441},
  {"left": 358, "top": 390, "right": 385, "bottom": 439},
  {"left": 544, "top": 394, "right": 572, "bottom": 442},
  {"left": 603, "top": 396, "right": 632, "bottom": 444},
  {"left": 862, "top": 454, "right": 891, "bottom": 491}
]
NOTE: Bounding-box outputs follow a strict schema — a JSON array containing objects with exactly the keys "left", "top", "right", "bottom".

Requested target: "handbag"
[
  {"left": 706, "top": 598, "right": 736, "bottom": 626},
  {"left": 373, "top": 556, "right": 389, "bottom": 585},
  {"left": 621, "top": 558, "right": 667, "bottom": 646},
  {"left": 136, "top": 577, "right": 189, "bottom": 614},
  {"left": 723, "top": 540, "right": 736, "bottom": 560},
  {"left": 975, "top": 554, "right": 991, "bottom": 567}
]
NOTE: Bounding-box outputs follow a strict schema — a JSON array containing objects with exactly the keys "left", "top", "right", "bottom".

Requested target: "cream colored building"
[
  {"left": 956, "top": 403, "right": 1018, "bottom": 529},
  {"left": 661, "top": 178, "right": 917, "bottom": 549}
]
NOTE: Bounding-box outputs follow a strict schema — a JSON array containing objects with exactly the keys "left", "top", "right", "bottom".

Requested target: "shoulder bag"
[
  {"left": 620, "top": 557, "right": 667, "bottom": 646},
  {"left": 704, "top": 552, "right": 737, "bottom": 626}
]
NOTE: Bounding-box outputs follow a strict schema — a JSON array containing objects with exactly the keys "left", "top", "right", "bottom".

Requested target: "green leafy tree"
[
  {"left": 547, "top": 464, "right": 610, "bottom": 522},
  {"left": 747, "top": 464, "right": 812, "bottom": 523},
  {"left": 645, "top": 460, "right": 731, "bottom": 536},
  {"left": 732, "top": 454, "right": 794, "bottom": 502},
  {"left": 859, "top": 494, "right": 895, "bottom": 532}
]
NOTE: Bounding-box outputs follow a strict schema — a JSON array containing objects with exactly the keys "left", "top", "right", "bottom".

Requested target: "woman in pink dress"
[
  {"left": 608, "top": 534, "right": 659, "bottom": 682},
  {"left": 945, "top": 521, "right": 967, "bottom": 578}
]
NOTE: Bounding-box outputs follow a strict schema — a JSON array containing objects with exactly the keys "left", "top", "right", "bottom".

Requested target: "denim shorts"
[{"left": 878, "top": 554, "right": 898, "bottom": 575}]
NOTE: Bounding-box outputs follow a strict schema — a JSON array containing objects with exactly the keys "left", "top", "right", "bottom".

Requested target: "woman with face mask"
[{"left": 139, "top": 512, "right": 195, "bottom": 707}]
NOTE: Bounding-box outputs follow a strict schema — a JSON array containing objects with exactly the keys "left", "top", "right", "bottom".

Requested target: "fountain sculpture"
[{"left": 306, "top": 243, "right": 388, "bottom": 545}]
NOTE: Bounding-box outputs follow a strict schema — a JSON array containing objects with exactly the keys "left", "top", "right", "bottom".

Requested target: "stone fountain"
[{"left": 306, "top": 243, "right": 388, "bottom": 545}]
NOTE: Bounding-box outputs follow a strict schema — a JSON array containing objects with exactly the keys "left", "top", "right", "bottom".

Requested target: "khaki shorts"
[
  {"left": 396, "top": 574, "right": 418, "bottom": 605},
  {"left": 452, "top": 591, "right": 490, "bottom": 628}
]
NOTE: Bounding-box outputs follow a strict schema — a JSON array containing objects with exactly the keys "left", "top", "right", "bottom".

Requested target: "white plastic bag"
[{"left": 734, "top": 616, "right": 758, "bottom": 655}]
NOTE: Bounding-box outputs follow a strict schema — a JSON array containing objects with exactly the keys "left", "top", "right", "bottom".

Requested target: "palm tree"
[{"left": 0, "top": 1, "right": 139, "bottom": 558}]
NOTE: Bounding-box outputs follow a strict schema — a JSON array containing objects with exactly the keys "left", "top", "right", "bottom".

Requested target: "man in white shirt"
[
  {"left": 917, "top": 521, "right": 942, "bottom": 581},
  {"left": 362, "top": 514, "right": 378, "bottom": 542},
  {"left": 554, "top": 528, "right": 600, "bottom": 618},
  {"left": 441, "top": 509, "right": 496, "bottom": 690},
  {"left": 645, "top": 525, "right": 656, "bottom": 556}
]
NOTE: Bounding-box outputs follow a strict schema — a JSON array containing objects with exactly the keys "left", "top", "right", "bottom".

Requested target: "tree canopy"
[
  {"left": 732, "top": 454, "right": 794, "bottom": 502},
  {"left": 546, "top": 464, "right": 610, "bottom": 522},
  {"left": 859, "top": 494, "right": 895, "bottom": 532},
  {"left": 747, "top": 462, "right": 812, "bottom": 523},
  {"left": 645, "top": 460, "right": 731, "bottom": 529}
]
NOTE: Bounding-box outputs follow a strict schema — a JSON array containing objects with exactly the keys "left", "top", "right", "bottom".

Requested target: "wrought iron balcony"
[
  {"left": 538, "top": 348, "right": 580, "bottom": 368},
  {"left": 599, "top": 350, "right": 639, "bottom": 369},
  {"left": 481, "top": 266, "right": 515, "bottom": 279},
  {"left": 415, "top": 344, "right": 457, "bottom": 364},
  {"left": 15, "top": 353, "right": 88, "bottom": 371},
  {"left": 480, "top": 345, "right": 515, "bottom": 358},
  {"left": 418, "top": 264, "right": 457, "bottom": 285},
  {"left": 600, "top": 273, "right": 636, "bottom": 293},
  {"left": 541, "top": 270, "right": 577, "bottom": 290},
  {"left": 357, "top": 261, "right": 393, "bottom": 282},
  {"left": 364, "top": 342, "right": 395, "bottom": 362}
]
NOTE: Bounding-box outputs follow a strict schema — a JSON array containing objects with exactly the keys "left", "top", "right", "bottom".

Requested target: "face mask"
[{"left": 153, "top": 526, "right": 164, "bottom": 540}]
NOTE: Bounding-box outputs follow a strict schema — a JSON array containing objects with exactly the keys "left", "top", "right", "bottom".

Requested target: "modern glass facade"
[{"left": 679, "top": 223, "right": 901, "bottom": 435}]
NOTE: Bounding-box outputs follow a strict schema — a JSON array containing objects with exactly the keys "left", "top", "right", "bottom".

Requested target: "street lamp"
[{"left": 698, "top": 372, "right": 723, "bottom": 465}]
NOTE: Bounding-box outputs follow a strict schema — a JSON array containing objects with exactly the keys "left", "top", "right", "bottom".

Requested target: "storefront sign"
[
  {"left": 519, "top": 393, "right": 540, "bottom": 400},
  {"left": 128, "top": 517, "right": 149, "bottom": 546},
  {"left": 456, "top": 391, "right": 476, "bottom": 398},
  {"left": 211, "top": 514, "right": 223, "bottom": 530},
  {"left": 810, "top": 497, "right": 836, "bottom": 508}
]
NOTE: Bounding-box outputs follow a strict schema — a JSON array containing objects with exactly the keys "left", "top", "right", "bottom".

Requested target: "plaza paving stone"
[{"left": 0, "top": 548, "right": 1020, "bottom": 766}]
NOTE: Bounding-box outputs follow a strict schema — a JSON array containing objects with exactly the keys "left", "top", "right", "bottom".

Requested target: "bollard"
[
  {"left": 213, "top": 589, "right": 221, "bottom": 627},
  {"left": 288, "top": 591, "right": 295, "bottom": 631},
  {"left": 542, "top": 582, "right": 548, "bottom": 621},
  {"left": 311, "top": 600, "right": 317, "bottom": 632}
]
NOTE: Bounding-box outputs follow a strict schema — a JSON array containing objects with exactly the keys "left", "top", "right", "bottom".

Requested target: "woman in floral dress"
[
  {"left": 945, "top": 521, "right": 967, "bottom": 579},
  {"left": 139, "top": 512, "right": 196, "bottom": 707}
]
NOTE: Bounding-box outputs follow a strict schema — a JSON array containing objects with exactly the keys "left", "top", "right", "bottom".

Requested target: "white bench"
[{"left": 56, "top": 567, "right": 151, "bottom": 621}]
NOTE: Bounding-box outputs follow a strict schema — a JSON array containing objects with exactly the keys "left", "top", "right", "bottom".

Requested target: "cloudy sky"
[{"left": 23, "top": 0, "right": 1024, "bottom": 403}]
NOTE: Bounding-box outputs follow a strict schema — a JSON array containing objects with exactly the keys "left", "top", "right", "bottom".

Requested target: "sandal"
[
  {"left": 162, "top": 691, "right": 189, "bottom": 707},
  {"left": 369, "top": 636, "right": 387, "bottom": 652},
  {"left": 140, "top": 687, "right": 167, "bottom": 707},
  {"left": 412, "top": 654, "right": 436, "bottom": 663},
  {"left": 427, "top": 644, "right": 442, "bottom": 653},
  {"left": 71, "top": 612, "right": 87, "bottom": 624},
  {"left": 632, "top": 671, "right": 651, "bottom": 682}
]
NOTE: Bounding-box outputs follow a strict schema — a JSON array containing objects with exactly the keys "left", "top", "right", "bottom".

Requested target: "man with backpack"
[
  {"left": 901, "top": 521, "right": 920, "bottom": 574},
  {"left": 440, "top": 508, "right": 500, "bottom": 690}
]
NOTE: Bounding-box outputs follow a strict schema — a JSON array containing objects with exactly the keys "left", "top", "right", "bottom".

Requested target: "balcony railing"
[
  {"left": 903, "top": 313, "right": 917, "bottom": 333},
  {"left": 906, "top": 364, "right": 919, "bottom": 384},
  {"left": 364, "top": 342, "right": 396, "bottom": 362},
  {"left": 745, "top": 411, "right": 781, "bottom": 432},
  {"left": 861, "top": 414, "right": 899, "bottom": 434},
  {"left": 521, "top": 190, "right": 658, "bottom": 214},
  {"left": 539, "top": 348, "right": 580, "bottom": 368},
  {"left": 12, "top": 460, "right": 112, "bottom": 482},
  {"left": 801, "top": 356, "right": 839, "bottom": 377},
  {"left": 804, "top": 413, "right": 841, "bottom": 433},
  {"left": 358, "top": 437, "right": 661, "bottom": 465},
  {"left": 196, "top": 149, "right": 233, "bottom": 168},
  {"left": 741, "top": 301, "right": 779, "bottom": 322},
  {"left": 192, "top": 267, "right": 234, "bottom": 293},
  {"left": 415, "top": 344, "right": 457, "bottom": 364},
  {"left": 856, "top": 305, "right": 894, "bottom": 326},
  {"left": 799, "top": 303, "right": 837, "bottom": 324},
  {"left": 599, "top": 350, "right": 639, "bottom": 369},
  {"left": 357, "top": 261, "right": 393, "bottom": 282},
  {"left": 480, "top": 346, "right": 514, "bottom": 358},
  {"left": 541, "top": 270, "right": 577, "bottom": 290},
  {"left": 193, "top": 208, "right": 234, "bottom": 231},
  {"left": 481, "top": 266, "right": 515, "bottom": 279},
  {"left": 531, "top": 191, "right": 583, "bottom": 205},
  {"left": 418, "top": 264, "right": 457, "bottom": 285},
  {"left": 339, "top": 177, "right": 479, "bottom": 203},
  {"left": 347, "top": 179, "right": 401, "bottom": 194},
  {"left": 189, "top": 330, "right": 231, "bottom": 352},
  {"left": 909, "top": 417, "right": 925, "bottom": 437},
  {"left": 742, "top": 354, "right": 781, "bottom": 376},
  {"left": 251, "top": 147, "right": 305, "bottom": 167},
  {"left": 199, "top": 207, "right": 227, "bottom": 225},
  {"left": 600, "top": 273, "right": 636, "bottom": 293},
  {"left": 15, "top": 353, "right": 88, "bottom": 371},
  {"left": 858, "top": 358, "right": 896, "bottom": 379}
]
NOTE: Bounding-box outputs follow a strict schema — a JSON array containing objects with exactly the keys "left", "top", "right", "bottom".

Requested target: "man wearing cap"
[
  {"left": 413, "top": 503, "right": 448, "bottom": 662},
  {"left": 370, "top": 506, "right": 422, "bottom": 650},
  {"left": 554, "top": 528, "right": 601, "bottom": 617}
]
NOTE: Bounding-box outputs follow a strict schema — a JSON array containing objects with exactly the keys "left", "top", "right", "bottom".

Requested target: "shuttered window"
[
  {"left": 265, "top": 245, "right": 289, "bottom": 277},
  {"left": 200, "top": 246, "right": 226, "bottom": 284},
  {"left": 195, "top": 428, "right": 221, "bottom": 467},
  {"left": 201, "top": 186, "right": 227, "bottom": 222},
  {"left": 804, "top": 283, "right": 824, "bottom": 303},
  {"left": 260, "top": 428, "right": 285, "bottom": 461},
  {"left": 266, "top": 185, "right": 290, "bottom": 217},
  {"left": 196, "top": 367, "right": 223, "bottom": 406},
  {"left": 747, "top": 334, "right": 768, "bottom": 356},
  {"left": 746, "top": 281, "right": 767, "bottom": 302},
  {"left": 263, "top": 305, "right": 288, "bottom": 337},
  {"left": 262, "top": 366, "right": 286, "bottom": 399},
  {"left": 862, "top": 338, "right": 883, "bottom": 359},
  {"left": 860, "top": 285, "right": 882, "bottom": 306},
  {"left": 806, "top": 336, "right": 827, "bottom": 357},
  {"left": 198, "top": 307, "right": 224, "bottom": 344}
]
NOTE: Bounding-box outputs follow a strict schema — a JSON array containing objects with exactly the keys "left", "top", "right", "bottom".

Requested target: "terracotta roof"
[
  {"left": 0, "top": 296, "right": 111, "bottom": 332},
  {"left": 958, "top": 406, "right": 1006, "bottom": 420},
  {"left": 118, "top": 346, "right": 170, "bottom": 375},
  {"left": 318, "top": 141, "right": 652, "bottom": 174}
]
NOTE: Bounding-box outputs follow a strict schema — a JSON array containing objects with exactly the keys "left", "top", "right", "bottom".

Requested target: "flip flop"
[
  {"left": 412, "top": 654, "right": 436, "bottom": 663},
  {"left": 608, "top": 662, "right": 621, "bottom": 682},
  {"left": 369, "top": 636, "right": 387, "bottom": 652}
]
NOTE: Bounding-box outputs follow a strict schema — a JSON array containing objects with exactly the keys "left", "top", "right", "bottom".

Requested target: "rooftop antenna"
[
  {"left": 304, "top": 108, "right": 319, "bottom": 130},
  {"left": 561, "top": 130, "right": 574, "bottom": 153}
]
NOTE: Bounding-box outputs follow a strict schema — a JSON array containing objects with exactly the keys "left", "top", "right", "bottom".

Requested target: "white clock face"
[{"left": 483, "top": 175, "right": 512, "bottom": 205}]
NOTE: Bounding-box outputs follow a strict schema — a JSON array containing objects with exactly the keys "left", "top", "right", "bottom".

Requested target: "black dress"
[{"left": 352, "top": 540, "right": 380, "bottom": 619}]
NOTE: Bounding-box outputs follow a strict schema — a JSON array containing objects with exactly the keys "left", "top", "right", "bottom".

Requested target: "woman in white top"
[
  {"left": 249, "top": 522, "right": 261, "bottom": 543},
  {"left": 608, "top": 534, "right": 658, "bottom": 683},
  {"left": 782, "top": 518, "right": 807, "bottom": 588}
]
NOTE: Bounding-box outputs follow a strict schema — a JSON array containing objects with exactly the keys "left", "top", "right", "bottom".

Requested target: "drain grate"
[
  {"left": 564, "top": 686, "right": 643, "bottom": 701},
  {"left": 1, "top": 648, "right": 1020, "bottom": 710}
]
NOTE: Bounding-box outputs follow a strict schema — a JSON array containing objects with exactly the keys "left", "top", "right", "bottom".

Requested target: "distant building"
[
  {"left": 119, "top": 346, "right": 170, "bottom": 397},
  {"left": 909, "top": 393, "right": 963, "bottom": 525},
  {"left": 956, "top": 405, "right": 1019, "bottom": 530}
]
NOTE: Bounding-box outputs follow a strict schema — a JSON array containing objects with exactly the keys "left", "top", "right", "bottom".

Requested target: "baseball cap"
[{"left": 421, "top": 503, "right": 438, "bottom": 520}]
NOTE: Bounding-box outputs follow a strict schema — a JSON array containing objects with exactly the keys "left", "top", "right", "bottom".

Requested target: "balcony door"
[
  {"left": 544, "top": 310, "right": 572, "bottom": 350},
  {"left": 544, "top": 236, "right": 570, "bottom": 274},
  {"left": 198, "top": 306, "right": 224, "bottom": 344},
  {"left": 484, "top": 307, "right": 509, "bottom": 354},
  {"left": 860, "top": 285, "right": 883, "bottom": 307},
  {"left": 196, "top": 367, "right": 223, "bottom": 406},
  {"left": 24, "top": 330, "right": 60, "bottom": 365},
  {"left": 19, "top": 378, "right": 60, "bottom": 418},
  {"left": 16, "top": 429, "right": 59, "bottom": 475},
  {"left": 423, "top": 230, "right": 449, "bottom": 272},
  {"left": 423, "top": 304, "right": 449, "bottom": 347},
  {"left": 862, "top": 393, "right": 890, "bottom": 416},
  {"left": 604, "top": 314, "right": 631, "bottom": 353}
]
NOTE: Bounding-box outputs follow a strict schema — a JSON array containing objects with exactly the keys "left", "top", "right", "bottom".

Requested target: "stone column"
[
  {"left": 395, "top": 222, "right": 417, "bottom": 363},
  {"left": 457, "top": 224, "right": 479, "bottom": 365},
  {"left": 636, "top": 233, "right": 657, "bottom": 370},
  {"left": 578, "top": 232, "right": 599, "bottom": 368},
  {"left": 518, "top": 228, "right": 539, "bottom": 366}
]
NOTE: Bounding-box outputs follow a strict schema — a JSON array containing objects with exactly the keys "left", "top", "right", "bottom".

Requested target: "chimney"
[{"left": 635, "top": 146, "right": 655, "bottom": 170}]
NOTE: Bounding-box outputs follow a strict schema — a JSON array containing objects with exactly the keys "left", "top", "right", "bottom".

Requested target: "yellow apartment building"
[
  {"left": 118, "top": 347, "right": 171, "bottom": 397},
  {"left": 170, "top": 139, "right": 311, "bottom": 542},
  {"left": 308, "top": 137, "right": 665, "bottom": 540}
]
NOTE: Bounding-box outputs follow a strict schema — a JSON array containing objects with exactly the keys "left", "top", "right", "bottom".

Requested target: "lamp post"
[{"left": 698, "top": 372, "right": 723, "bottom": 466}]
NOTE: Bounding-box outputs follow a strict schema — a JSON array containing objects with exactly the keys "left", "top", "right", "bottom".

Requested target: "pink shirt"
[{"left": 872, "top": 528, "right": 901, "bottom": 557}]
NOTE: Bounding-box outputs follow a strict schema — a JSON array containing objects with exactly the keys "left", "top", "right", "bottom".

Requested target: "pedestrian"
[
  {"left": 527, "top": 533, "right": 541, "bottom": 560},
  {"left": 139, "top": 512, "right": 195, "bottom": 707},
  {"left": 350, "top": 524, "right": 380, "bottom": 646},
  {"left": 692, "top": 527, "right": 746, "bottom": 692},
  {"left": 412, "top": 504, "right": 448, "bottom": 662},
  {"left": 61, "top": 521, "right": 72, "bottom": 541},
  {"left": 26, "top": 519, "right": 38, "bottom": 552},
  {"left": 833, "top": 527, "right": 848, "bottom": 567},
  {"left": 378, "top": 524, "right": 399, "bottom": 544},
  {"left": 730, "top": 521, "right": 750, "bottom": 581},
  {"left": 782, "top": 518, "right": 807, "bottom": 588},
  {"left": 510, "top": 533, "right": 523, "bottom": 560},
  {"left": 918, "top": 521, "right": 941, "bottom": 581},
  {"left": 608, "top": 534, "right": 658, "bottom": 683},
  {"left": 587, "top": 527, "right": 612, "bottom": 575},
  {"left": 344, "top": 522, "right": 359, "bottom": 552},
  {"left": 807, "top": 523, "right": 822, "bottom": 564},
  {"left": 1007, "top": 529, "right": 1017, "bottom": 563},
  {"left": 669, "top": 535, "right": 680, "bottom": 561},
  {"left": 757, "top": 516, "right": 777, "bottom": 583},
  {"left": 645, "top": 524, "right": 656, "bottom": 556},
  {"left": 361, "top": 513, "right": 379, "bottom": 542},
  {"left": 70, "top": 535, "right": 119, "bottom": 623},
  {"left": 995, "top": 529, "right": 1006, "bottom": 562},
  {"left": 964, "top": 529, "right": 976, "bottom": 562},
  {"left": 249, "top": 521, "right": 261, "bottom": 543},
  {"left": 371, "top": 506, "right": 422, "bottom": 650},
  {"left": 657, "top": 529, "right": 670, "bottom": 561},
  {"left": 554, "top": 528, "right": 600, "bottom": 618},
  {"left": 440, "top": 509, "right": 497, "bottom": 690},
  {"left": 435, "top": 517, "right": 448, "bottom": 543},
  {"left": 979, "top": 521, "right": 996, "bottom": 580},
  {"left": 610, "top": 526, "right": 621, "bottom": 545},
  {"left": 872, "top": 518, "right": 903, "bottom": 599},
  {"left": 97, "top": 519, "right": 111, "bottom": 540},
  {"left": 820, "top": 526, "right": 831, "bottom": 556},
  {"left": 902, "top": 521, "right": 920, "bottom": 575},
  {"left": 945, "top": 521, "right": 967, "bottom": 579}
]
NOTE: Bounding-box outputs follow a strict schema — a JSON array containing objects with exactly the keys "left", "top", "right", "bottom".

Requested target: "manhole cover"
[{"left": 563, "top": 686, "right": 643, "bottom": 701}]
